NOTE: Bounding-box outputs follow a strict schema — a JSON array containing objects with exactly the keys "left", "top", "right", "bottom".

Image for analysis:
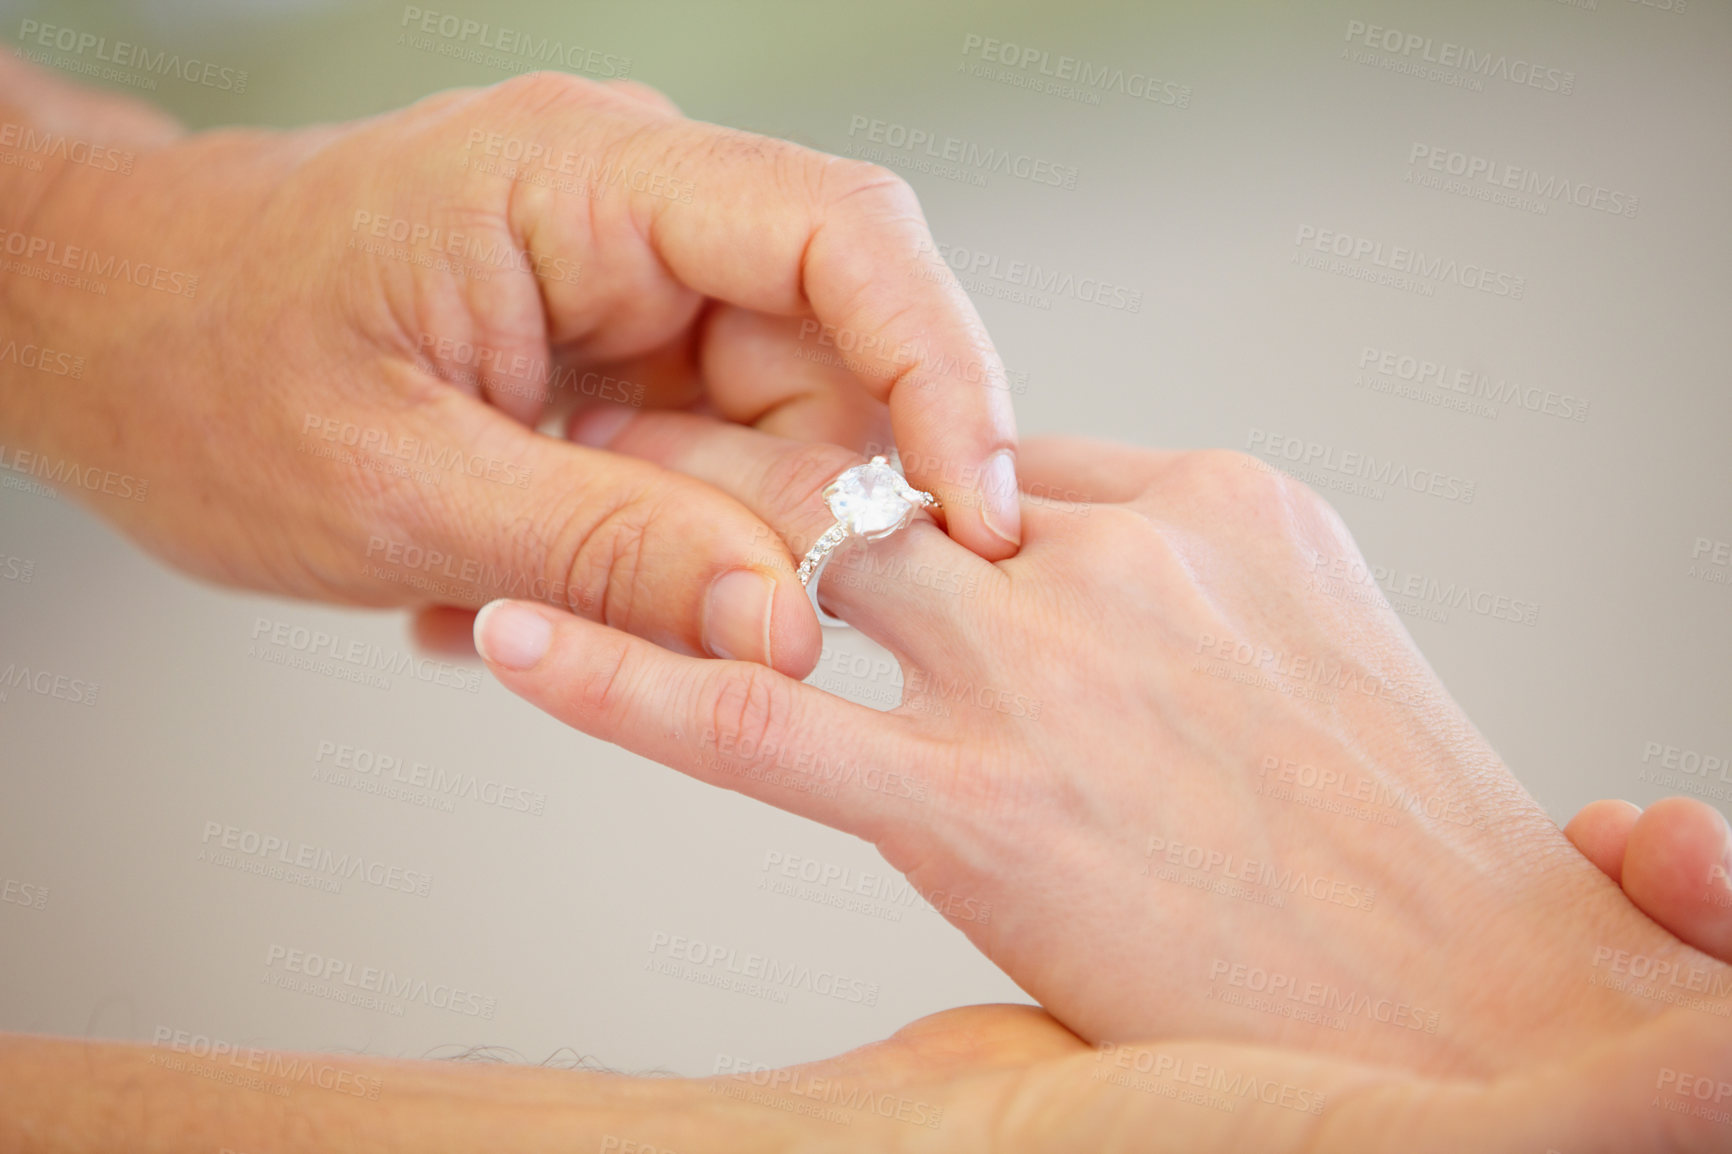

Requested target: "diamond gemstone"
[{"left": 825, "top": 460, "right": 915, "bottom": 537}]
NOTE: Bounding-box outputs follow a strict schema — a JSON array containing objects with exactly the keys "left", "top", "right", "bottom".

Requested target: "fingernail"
[
  {"left": 980, "top": 450, "right": 1022, "bottom": 548},
  {"left": 570, "top": 404, "right": 635, "bottom": 448},
  {"left": 704, "top": 569, "right": 775, "bottom": 663},
  {"left": 474, "top": 599, "right": 553, "bottom": 671}
]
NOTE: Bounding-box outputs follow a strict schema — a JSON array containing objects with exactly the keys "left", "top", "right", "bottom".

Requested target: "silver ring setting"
[{"left": 797, "top": 456, "right": 940, "bottom": 627}]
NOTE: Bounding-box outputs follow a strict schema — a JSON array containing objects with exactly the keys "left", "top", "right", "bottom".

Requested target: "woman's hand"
[
  {"left": 11, "top": 1001, "right": 1730, "bottom": 1152},
  {"left": 0, "top": 59, "right": 1020, "bottom": 677},
  {"left": 474, "top": 414, "right": 1732, "bottom": 1080}
]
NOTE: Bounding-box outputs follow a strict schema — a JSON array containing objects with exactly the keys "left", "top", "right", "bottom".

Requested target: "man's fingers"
[
  {"left": 496, "top": 76, "right": 1023, "bottom": 559},
  {"left": 473, "top": 599, "right": 922, "bottom": 843},
  {"left": 374, "top": 397, "right": 820, "bottom": 677},
  {"left": 409, "top": 605, "right": 480, "bottom": 661},
  {"left": 699, "top": 307, "right": 893, "bottom": 453},
  {"left": 567, "top": 407, "right": 998, "bottom": 649},
  {"left": 1563, "top": 798, "right": 1642, "bottom": 885},
  {"left": 1621, "top": 797, "right": 1732, "bottom": 962}
]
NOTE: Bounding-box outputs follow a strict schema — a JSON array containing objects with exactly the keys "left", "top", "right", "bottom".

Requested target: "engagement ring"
[{"left": 798, "top": 456, "right": 940, "bottom": 627}]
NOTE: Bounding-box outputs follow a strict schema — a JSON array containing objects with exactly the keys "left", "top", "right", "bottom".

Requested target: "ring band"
[{"left": 797, "top": 456, "right": 940, "bottom": 628}]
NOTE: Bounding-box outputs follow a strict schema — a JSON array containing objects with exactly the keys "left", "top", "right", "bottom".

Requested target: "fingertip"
[
  {"left": 1564, "top": 798, "right": 1642, "bottom": 884},
  {"left": 1623, "top": 797, "right": 1732, "bottom": 959},
  {"left": 569, "top": 403, "right": 637, "bottom": 448},
  {"left": 475, "top": 598, "right": 555, "bottom": 672},
  {"left": 978, "top": 448, "right": 1022, "bottom": 554},
  {"left": 768, "top": 572, "right": 822, "bottom": 679}
]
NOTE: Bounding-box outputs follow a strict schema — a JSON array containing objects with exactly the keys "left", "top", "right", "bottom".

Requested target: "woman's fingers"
[
  {"left": 566, "top": 407, "right": 999, "bottom": 654},
  {"left": 698, "top": 307, "right": 894, "bottom": 454},
  {"left": 1621, "top": 798, "right": 1732, "bottom": 962},
  {"left": 1567, "top": 797, "right": 1732, "bottom": 963},
  {"left": 1563, "top": 799, "right": 1642, "bottom": 884},
  {"left": 473, "top": 599, "right": 925, "bottom": 844}
]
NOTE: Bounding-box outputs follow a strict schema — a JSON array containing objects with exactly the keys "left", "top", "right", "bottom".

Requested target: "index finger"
[{"left": 591, "top": 104, "right": 1023, "bottom": 559}]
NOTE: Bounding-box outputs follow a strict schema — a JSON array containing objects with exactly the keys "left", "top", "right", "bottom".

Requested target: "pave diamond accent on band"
[{"left": 797, "top": 456, "right": 940, "bottom": 627}]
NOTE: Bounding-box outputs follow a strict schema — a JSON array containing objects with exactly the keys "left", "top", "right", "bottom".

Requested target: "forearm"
[{"left": 0, "top": 1033, "right": 844, "bottom": 1154}]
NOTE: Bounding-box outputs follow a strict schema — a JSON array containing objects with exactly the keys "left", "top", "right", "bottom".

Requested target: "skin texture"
[
  {"left": 474, "top": 417, "right": 1732, "bottom": 1089},
  {"left": 7, "top": 1002, "right": 1732, "bottom": 1152},
  {"left": 5, "top": 55, "right": 1730, "bottom": 1153},
  {"left": 0, "top": 56, "right": 1021, "bottom": 679}
]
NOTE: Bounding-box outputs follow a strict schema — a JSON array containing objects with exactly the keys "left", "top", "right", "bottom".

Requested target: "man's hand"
[{"left": 0, "top": 59, "right": 1020, "bottom": 677}]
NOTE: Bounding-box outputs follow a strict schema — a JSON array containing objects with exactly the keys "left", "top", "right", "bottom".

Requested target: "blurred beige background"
[{"left": 2, "top": 0, "right": 1728, "bottom": 1076}]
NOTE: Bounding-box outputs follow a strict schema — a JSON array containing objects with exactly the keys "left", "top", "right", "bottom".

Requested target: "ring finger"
[{"left": 567, "top": 407, "right": 999, "bottom": 661}]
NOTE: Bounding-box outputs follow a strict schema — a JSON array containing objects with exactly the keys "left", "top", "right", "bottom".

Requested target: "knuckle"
[
  {"left": 706, "top": 662, "right": 795, "bottom": 764},
  {"left": 758, "top": 445, "right": 862, "bottom": 553},
  {"left": 558, "top": 491, "right": 663, "bottom": 626},
  {"left": 821, "top": 158, "right": 919, "bottom": 217},
  {"left": 602, "top": 78, "right": 681, "bottom": 116},
  {"left": 1191, "top": 449, "right": 1320, "bottom": 510},
  {"left": 493, "top": 69, "right": 605, "bottom": 112}
]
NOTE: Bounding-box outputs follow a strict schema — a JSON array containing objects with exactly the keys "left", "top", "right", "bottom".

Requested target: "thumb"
[{"left": 366, "top": 401, "right": 821, "bottom": 677}]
